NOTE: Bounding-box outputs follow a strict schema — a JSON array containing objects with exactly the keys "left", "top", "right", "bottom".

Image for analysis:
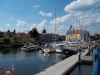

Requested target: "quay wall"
[{"left": 36, "top": 49, "right": 89, "bottom": 75}]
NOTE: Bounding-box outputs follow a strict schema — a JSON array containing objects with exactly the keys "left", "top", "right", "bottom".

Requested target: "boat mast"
[
  {"left": 55, "top": 8, "right": 57, "bottom": 43},
  {"left": 72, "top": 13, "right": 74, "bottom": 41}
]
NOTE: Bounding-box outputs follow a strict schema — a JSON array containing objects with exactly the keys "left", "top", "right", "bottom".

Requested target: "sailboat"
[{"left": 43, "top": 8, "right": 57, "bottom": 53}]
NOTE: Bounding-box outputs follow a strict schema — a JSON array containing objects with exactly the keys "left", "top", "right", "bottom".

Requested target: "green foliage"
[
  {"left": 0, "top": 37, "right": 4, "bottom": 44},
  {"left": 0, "top": 35, "right": 41, "bottom": 49},
  {"left": 3, "top": 38, "right": 11, "bottom": 44},
  {"left": 91, "top": 34, "right": 100, "bottom": 41}
]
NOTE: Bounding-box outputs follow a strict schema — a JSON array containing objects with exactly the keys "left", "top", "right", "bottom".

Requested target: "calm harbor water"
[
  {"left": 69, "top": 49, "right": 94, "bottom": 75},
  {"left": 70, "top": 64, "right": 93, "bottom": 75},
  {"left": 0, "top": 48, "right": 67, "bottom": 75}
]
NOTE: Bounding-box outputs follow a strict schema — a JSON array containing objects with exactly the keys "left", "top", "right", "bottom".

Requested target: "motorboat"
[
  {"left": 21, "top": 44, "right": 29, "bottom": 51},
  {"left": 21, "top": 43, "right": 40, "bottom": 51},
  {"left": 55, "top": 43, "right": 73, "bottom": 55},
  {"left": 55, "top": 44, "right": 65, "bottom": 53},
  {"left": 43, "top": 48, "right": 55, "bottom": 53},
  {"left": 43, "top": 42, "right": 68, "bottom": 53}
]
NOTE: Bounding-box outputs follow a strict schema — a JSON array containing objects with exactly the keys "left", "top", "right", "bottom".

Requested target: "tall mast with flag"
[
  {"left": 67, "top": 25, "right": 73, "bottom": 41},
  {"left": 72, "top": 28, "right": 74, "bottom": 40}
]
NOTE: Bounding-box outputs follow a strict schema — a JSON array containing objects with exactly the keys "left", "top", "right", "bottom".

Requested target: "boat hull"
[{"left": 56, "top": 49, "right": 63, "bottom": 53}]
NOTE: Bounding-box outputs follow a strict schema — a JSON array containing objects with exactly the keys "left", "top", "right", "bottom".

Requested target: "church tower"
[{"left": 42, "top": 27, "right": 46, "bottom": 33}]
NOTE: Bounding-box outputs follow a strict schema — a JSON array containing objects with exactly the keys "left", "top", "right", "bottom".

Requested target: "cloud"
[
  {"left": 0, "top": 25, "right": 3, "bottom": 31},
  {"left": 30, "top": 20, "right": 48, "bottom": 33},
  {"left": 9, "top": 17, "right": 13, "bottom": 20},
  {"left": 26, "top": 0, "right": 100, "bottom": 34},
  {"left": 16, "top": 20, "right": 27, "bottom": 27},
  {"left": 32, "top": 4, "right": 40, "bottom": 8},
  {"left": 29, "top": 14, "right": 72, "bottom": 34},
  {"left": 64, "top": 0, "right": 100, "bottom": 34},
  {"left": 48, "top": 0, "right": 100, "bottom": 34},
  {"left": 39, "top": 11, "right": 52, "bottom": 17},
  {"left": 64, "top": 0, "right": 100, "bottom": 13},
  {"left": 50, "top": 14, "right": 71, "bottom": 25},
  {"left": 6, "top": 24, "right": 11, "bottom": 27},
  {"left": 36, "top": 20, "right": 48, "bottom": 32},
  {"left": 57, "top": 25, "right": 67, "bottom": 34},
  {"left": 29, "top": 24, "right": 36, "bottom": 30},
  {"left": 38, "top": 20, "right": 47, "bottom": 28}
]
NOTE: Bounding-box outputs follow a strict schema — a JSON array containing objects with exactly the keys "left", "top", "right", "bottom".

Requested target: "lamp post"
[
  {"left": 78, "top": 39, "right": 82, "bottom": 62},
  {"left": 78, "top": 49, "right": 81, "bottom": 62}
]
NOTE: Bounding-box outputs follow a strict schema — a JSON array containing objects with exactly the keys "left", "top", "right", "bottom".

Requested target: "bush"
[{"left": 3, "top": 38, "right": 11, "bottom": 44}]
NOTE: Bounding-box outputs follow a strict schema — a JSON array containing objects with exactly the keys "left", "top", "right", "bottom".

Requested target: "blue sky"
[{"left": 0, "top": 0, "right": 100, "bottom": 35}]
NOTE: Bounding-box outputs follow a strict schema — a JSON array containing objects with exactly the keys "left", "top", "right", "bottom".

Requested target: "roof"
[{"left": 71, "top": 30, "right": 84, "bottom": 34}]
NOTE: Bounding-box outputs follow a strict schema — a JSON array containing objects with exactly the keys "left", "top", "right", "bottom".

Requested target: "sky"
[{"left": 0, "top": 0, "right": 100, "bottom": 35}]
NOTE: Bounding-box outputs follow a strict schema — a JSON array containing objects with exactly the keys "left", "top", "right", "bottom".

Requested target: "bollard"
[{"left": 78, "top": 50, "right": 81, "bottom": 62}]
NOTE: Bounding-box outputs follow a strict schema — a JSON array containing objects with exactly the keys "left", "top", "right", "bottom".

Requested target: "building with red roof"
[{"left": 66, "top": 29, "right": 90, "bottom": 42}]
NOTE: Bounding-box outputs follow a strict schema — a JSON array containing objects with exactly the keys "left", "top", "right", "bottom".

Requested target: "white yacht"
[
  {"left": 42, "top": 43, "right": 56, "bottom": 53},
  {"left": 43, "top": 42, "right": 68, "bottom": 53},
  {"left": 55, "top": 44, "right": 64, "bottom": 53},
  {"left": 43, "top": 48, "right": 51, "bottom": 53}
]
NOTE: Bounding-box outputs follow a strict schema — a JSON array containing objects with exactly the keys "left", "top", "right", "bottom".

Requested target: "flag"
[
  {"left": 69, "top": 25, "right": 73, "bottom": 31},
  {"left": 66, "top": 31, "right": 70, "bottom": 35},
  {"left": 73, "top": 28, "right": 74, "bottom": 31},
  {"left": 66, "top": 25, "right": 73, "bottom": 35}
]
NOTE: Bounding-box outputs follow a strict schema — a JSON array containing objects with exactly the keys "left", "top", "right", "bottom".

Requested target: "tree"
[
  {"left": 29, "top": 31, "right": 32, "bottom": 38},
  {"left": 7, "top": 30, "right": 10, "bottom": 34},
  {"left": 29, "top": 28, "right": 39, "bottom": 41},
  {"left": 7, "top": 30, "right": 11, "bottom": 37},
  {"left": 3, "top": 38, "right": 11, "bottom": 44},
  {"left": 90, "top": 34, "right": 100, "bottom": 41},
  {"left": 13, "top": 29, "right": 16, "bottom": 35}
]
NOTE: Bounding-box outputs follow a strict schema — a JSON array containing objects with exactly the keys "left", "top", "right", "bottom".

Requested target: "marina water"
[{"left": 0, "top": 48, "right": 68, "bottom": 75}]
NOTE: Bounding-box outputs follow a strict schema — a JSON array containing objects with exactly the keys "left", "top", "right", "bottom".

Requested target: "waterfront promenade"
[{"left": 36, "top": 49, "right": 89, "bottom": 75}]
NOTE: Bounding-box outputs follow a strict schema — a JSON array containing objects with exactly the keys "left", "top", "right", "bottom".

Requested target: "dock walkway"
[{"left": 36, "top": 49, "right": 89, "bottom": 75}]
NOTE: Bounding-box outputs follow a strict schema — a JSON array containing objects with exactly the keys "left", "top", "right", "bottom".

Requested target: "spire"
[{"left": 42, "top": 27, "right": 46, "bottom": 33}]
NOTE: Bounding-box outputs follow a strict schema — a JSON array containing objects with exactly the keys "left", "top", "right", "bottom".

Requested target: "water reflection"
[
  {"left": 43, "top": 53, "right": 50, "bottom": 57},
  {"left": 78, "top": 63, "right": 82, "bottom": 75},
  {"left": 0, "top": 48, "right": 67, "bottom": 75},
  {"left": 0, "top": 48, "right": 20, "bottom": 54}
]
